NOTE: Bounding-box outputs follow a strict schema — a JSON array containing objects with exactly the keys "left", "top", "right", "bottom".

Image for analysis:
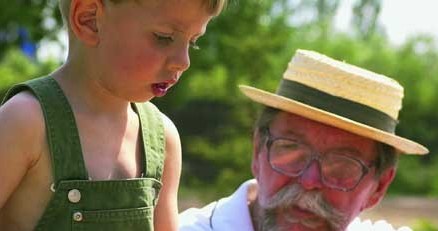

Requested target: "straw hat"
[{"left": 239, "top": 49, "right": 428, "bottom": 155}]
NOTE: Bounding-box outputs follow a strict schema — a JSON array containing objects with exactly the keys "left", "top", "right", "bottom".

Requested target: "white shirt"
[{"left": 179, "top": 179, "right": 412, "bottom": 231}]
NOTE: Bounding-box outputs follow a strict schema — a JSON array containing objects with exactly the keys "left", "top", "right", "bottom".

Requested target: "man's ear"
[
  {"left": 69, "top": 0, "right": 104, "bottom": 46},
  {"left": 251, "top": 155, "right": 259, "bottom": 179},
  {"left": 362, "top": 167, "right": 396, "bottom": 211},
  {"left": 251, "top": 130, "right": 262, "bottom": 178}
]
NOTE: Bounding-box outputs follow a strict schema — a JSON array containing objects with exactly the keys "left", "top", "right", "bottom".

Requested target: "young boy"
[{"left": 0, "top": 0, "right": 226, "bottom": 230}]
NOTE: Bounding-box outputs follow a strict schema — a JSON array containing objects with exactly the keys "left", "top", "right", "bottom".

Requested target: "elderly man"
[{"left": 179, "top": 49, "right": 428, "bottom": 231}]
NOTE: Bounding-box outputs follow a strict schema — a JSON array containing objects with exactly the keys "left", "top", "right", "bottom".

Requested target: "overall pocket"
[{"left": 71, "top": 206, "right": 154, "bottom": 231}]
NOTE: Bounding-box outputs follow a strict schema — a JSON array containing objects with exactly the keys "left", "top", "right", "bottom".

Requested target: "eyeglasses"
[{"left": 265, "top": 128, "right": 375, "bottom": 192}]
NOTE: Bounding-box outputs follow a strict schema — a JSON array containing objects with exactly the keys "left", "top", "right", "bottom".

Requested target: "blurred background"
[{"left": 1, "top": 0, "right": 437, "bottom": 230}]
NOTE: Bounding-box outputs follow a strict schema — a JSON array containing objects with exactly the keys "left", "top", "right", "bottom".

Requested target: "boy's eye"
[{"left": 154, "top": 33, "right": 174, "bottom": 45}]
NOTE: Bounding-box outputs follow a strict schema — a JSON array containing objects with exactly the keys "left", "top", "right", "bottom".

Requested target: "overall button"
[
  {"left": 68, "top": 189, "right": 81, "bottom": 203},
  {"left": 73, "top": 212, "right": 83, "bottom": 222},
  {"left": 50, "top": 183, "right": 56, "bottom": 192}
]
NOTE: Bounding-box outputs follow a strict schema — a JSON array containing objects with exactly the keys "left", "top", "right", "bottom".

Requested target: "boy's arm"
[
  {"left": 154, "top": 113, "right": 182, "bottom": 231},
  {"left": 0, "top": 93, "right": 45, "bottom": 210}
]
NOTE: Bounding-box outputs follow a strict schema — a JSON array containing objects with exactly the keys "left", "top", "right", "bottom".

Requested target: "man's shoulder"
[
  {"left": 179, "top": 201, "right": 218, "bottom": 231},
  {"left": 179, "top": 180, "right": 257, "bottom": 231},
  {"left": 347, "top": 217, "right": 412, "bottom": 231}
]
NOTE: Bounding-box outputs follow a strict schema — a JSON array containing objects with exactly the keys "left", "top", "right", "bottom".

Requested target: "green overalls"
[{"left": 2, "top": 76, "right": 164, "bottom": 230}]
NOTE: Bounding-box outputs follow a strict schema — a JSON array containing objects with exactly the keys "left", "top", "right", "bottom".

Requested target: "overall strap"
[
  {"left": 2, "top": 76, "right": 88, "bottom": 186},
  {"left": 135, "top": 102, "right": 165, "bottom": 183}
]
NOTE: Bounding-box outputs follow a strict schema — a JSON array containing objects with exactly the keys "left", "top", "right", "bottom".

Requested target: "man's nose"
[
  {"left": 297, "top": 160, "right": 324, "bottom": 191},
  {"left": 168, "top": 45, "right": 190, "bottom": 72}
]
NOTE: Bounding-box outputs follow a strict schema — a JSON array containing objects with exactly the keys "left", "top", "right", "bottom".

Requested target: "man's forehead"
[
  {"left": 270, "top": 112, "right": 380, "bottom": 165},
  {"left": 271, "top": 112, "right": 377, "bottom": 144}
]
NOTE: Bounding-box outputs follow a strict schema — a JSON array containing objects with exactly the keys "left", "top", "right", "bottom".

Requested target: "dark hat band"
[{"left": 277, "top": 79, "right": 398, "bottom": 133}]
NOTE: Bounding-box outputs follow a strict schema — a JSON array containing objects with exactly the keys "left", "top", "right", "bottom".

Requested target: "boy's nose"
[
  {"left": 168, "top": 45, "right": 190, "bottom": 72},
  {"left": 297, "top": 160, "right": 324, "bottom": 191}
]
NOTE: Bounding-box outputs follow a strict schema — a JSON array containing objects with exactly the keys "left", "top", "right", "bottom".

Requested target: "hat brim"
[{"left": 240, "top": 85, "right": 428, "bottom": 155}]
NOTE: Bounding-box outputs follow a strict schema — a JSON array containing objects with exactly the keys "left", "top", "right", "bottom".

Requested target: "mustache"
[{"left": 261, "top": 184, "right": 347, "bottom": 230}]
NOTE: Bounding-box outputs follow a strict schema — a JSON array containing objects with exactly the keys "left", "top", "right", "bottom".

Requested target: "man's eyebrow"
[{"left": 275, "top": 129, "right": 304, "bottom": 140}]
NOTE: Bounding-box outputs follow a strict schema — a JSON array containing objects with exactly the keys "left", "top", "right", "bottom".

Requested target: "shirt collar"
[{"left": 210, "top": 179, "right": 257, "bottom": 231}]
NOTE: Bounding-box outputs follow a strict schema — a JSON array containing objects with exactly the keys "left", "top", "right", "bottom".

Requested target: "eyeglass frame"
[{"left": 263, "top": 128, "right": 376, "bottom": 192}]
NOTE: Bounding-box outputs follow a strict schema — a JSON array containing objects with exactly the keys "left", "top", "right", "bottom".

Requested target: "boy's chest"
[
  {"left": 81, "top": 132, "right": 143, "bottom": 180},
  {"left": 77, "top": 113, "right": 144, "bottom": 180}
]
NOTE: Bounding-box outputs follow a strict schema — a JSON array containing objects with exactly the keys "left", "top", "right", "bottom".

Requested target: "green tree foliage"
[
  {"left": 293, "top": 0, "right": 340, "bottom": 38},
  {"left": 413, "top": 220, "right": 438, "bottom": 231},
  {"left": 0, "top": 0, "right": 62, "bottom": 59},
  {"left": 0, "top": 49, "right": 58, "bottom": 100},
  {"left": 352, "top": 0, "right": 383, "bottom": 39}
]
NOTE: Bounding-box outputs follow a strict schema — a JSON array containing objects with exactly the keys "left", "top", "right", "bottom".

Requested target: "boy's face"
[{"left": 93, "top": 0, "right": 213, "bottom": 102}]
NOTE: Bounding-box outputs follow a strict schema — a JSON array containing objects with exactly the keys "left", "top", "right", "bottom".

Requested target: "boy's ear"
[
  {"left": 362, "top": 167, "right": 396, "bottom": 211},
  {"left": 70, "top": 0, "right": 104, "bottom": 46}
]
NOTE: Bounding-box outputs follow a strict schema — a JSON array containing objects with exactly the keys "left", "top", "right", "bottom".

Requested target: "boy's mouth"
[{"left": 151, "top": 82, "right": 171, "bottom": 97}]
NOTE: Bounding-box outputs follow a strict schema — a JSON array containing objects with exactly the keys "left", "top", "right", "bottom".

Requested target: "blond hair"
[{"left": 59, "top": 0, "right": 227, "bottom": 26}]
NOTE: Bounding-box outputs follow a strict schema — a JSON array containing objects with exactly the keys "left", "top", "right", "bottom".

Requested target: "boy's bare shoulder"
[
  {"left": 160, "top": 112, "right": 181, "bottom": 153},
  {"left": 158, "top": 112, "right": 181, "bottom": 161},
  {"left": 0, "top": 91, "right": 45, "bottom": 133},
  {"left": 160, "top": 113, "right": 179, "bottom": 137},
  {"left": 0, "top": 91, "right": 46, "bottom": 165}
]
